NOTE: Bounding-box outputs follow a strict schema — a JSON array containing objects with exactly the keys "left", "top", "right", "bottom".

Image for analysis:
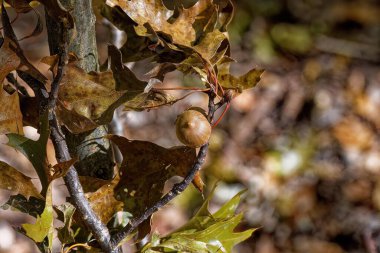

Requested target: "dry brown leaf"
[
  {"left": 0, "top": 36, "right": 23, "bottom": 135},
  {"left": 106, "top": 134, "right": 198, "bottom": 235},
  {"left": 0, "top": 161, "right": 42, "bottom": 199},
  {"left": 106, "top": 0, "right": 215, "bottom": 47},
  {"left": 86, "top": 175, "right": 124, "bottom": 224}
]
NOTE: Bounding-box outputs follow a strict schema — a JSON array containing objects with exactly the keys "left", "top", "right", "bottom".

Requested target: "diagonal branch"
[
  {"left": 46, "top": 18, "right": 117, "bottom": 253},
  {"left": 111, "top": 92, "right": 217, "bottom": 249}
]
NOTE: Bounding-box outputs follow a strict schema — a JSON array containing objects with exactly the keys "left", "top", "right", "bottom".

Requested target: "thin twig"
[
  {"left": 111, "top": 92, "right": 217, "bottom": 249},
  {"left": 46, "top": 18, "right": 117, "bottom": 253}
]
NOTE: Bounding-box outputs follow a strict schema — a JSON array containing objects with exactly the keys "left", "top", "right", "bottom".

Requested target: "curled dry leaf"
[
  {"left": 217, "top": 62, "right": 264, "bottom": 92},
  {"left": 106, "top": 0, "right": 215, "bottom": 47},
  {"left": 0, "top": 161, "right": 42, "bottom": 200},
  {"left": 102, "top": 0, "right": 232, "bottom": 64},
  {"left": 50, "top": 157, "right": 78, "bottom": 180}
]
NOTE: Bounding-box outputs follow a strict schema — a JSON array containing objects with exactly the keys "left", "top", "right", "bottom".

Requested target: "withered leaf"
[
  {"left": 0, "top": 32, "right": 23, "bottom": 135},
  {"left": 50, "top": 157, "right": 78, "bottom": 180},
  {"left": 123, "top": 90, "right": 178, "bottom": 111},
  {"left": 79, "top": 176, "right": 110, "bottom": 193},
  {"left": 106, "top": 134, "right": 197, "bottom": 236},
  {"left": 46, "top": 46, "right": 188, "bottom": 133},
  {"left": 0, "top": 161, "right": 42, "bottom": 199},
  {"left": 85, "top": 175, "right": 124, "bottom": 224},
  {"left": 217, "top": 64, "right": 264, "bottom": 92},
  {"left": 1, "top": 4, "right": 46, "bottom": 83},
  {"left": 106, "top": 0, "right": 215, "bottom": 47},
  {"left": 57, "top": 63, "right": 125, "bottom": 126},
  {"left": 102, "top": 0, "right": 232, "bottom": 64},
  {"left": 0, "top": 84, "right": 23, "bottom": 135}
]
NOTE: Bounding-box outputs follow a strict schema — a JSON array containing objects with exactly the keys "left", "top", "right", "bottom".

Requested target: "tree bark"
[{"left": 45, "top": 0, "right": 114, "bottom": 179}]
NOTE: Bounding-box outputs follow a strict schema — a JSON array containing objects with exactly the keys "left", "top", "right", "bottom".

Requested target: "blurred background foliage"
[{"left": 0, "top": 0, "right": 380, "bottom": 252}]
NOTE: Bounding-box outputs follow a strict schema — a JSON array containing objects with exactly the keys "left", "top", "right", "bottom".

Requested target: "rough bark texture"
[{"left": 45, "top": 0, "right": 114, "bottom": 179}]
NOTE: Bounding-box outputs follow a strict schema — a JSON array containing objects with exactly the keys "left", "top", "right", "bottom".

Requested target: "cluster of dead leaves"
[{"left": 0, "top": 0, "right": 262, "bottom": 251}]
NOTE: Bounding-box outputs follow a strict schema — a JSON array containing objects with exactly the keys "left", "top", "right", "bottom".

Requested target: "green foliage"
[
  {"left": 56, "top": 203, "right": 78, "bottom": 245},
  {"left": 22, "top": 183, "right": 54, "bottom": 249},
  {"left": 140, "top": 186, "right": 255, "bottom": 253},
  {"left": 6, "top": 112, "right": 50, "bottom": 194}
]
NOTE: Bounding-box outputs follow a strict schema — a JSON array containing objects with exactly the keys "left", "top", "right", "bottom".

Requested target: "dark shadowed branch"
[{"left": 46, "top": 18, "right": 118, "bottom": 253}]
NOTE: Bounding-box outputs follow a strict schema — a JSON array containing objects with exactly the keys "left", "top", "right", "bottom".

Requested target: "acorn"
[{"left": 175, "top": 107, "right": 211, "bottom": 148}]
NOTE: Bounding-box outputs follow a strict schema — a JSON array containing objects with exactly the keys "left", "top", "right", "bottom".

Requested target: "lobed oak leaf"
[
  {"left": 22, "top": 183, "right": 54, "bottom": 248},
  {"left": 106, "top": 0, "right": 215, "bottom": 47},
  {"left": 56, "top": 203, "right": 78, "bottom": 245},
  {"left": 106, "top": 134, "right": 200, "bottom": 236},
  {"left": 140, "top": 185, "right": 255, "bottom": 253},
  {"left": 6, "top": 111, "right": 50, "bottom": 194}
]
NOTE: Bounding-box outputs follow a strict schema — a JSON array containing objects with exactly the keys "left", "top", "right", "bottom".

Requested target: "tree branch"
[
  {"left": 45, "top": 0, "right": 114, "bottom": 180},
  {"left": 46, "top": 19, "right": 117, "bottom": 253},
  {"left": 111, "top": 92, "right": 217, "bottom": 249}
]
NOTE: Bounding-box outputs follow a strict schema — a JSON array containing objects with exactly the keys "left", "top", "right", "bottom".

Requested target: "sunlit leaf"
[
  {"left": 22, "top": 182, "right": 54, "bottom": 247},
  {"left": 140, "top": 186, "right": 255, "bottom": 253},
  {"left": 106, "top": 0, "right": 215, "bottom": 47},
  {"left": 217, "top": 63, "right": 264, "bottom": 92},
  {"left": 0, "top": 161, "right": 42, "bottom": 199}
]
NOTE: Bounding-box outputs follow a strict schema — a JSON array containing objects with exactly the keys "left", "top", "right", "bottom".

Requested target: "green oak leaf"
[
  {"left": 140, "top": 185, "right": 255, "bottom": 253},
  {"left": 56, "top": 203, "right": 78, "bottom": 245},
  {"left": 6, "top": 111, "right": 50, "bottom": 194},
  {"left": 22, "top": 182, "right": 54, "bottom": 247}
]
